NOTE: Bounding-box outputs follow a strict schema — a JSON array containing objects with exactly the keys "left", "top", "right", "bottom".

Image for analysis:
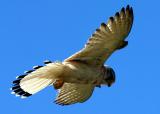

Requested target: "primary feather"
[{"left": 65, "top": 5, "right": 133, "bottom": 66}]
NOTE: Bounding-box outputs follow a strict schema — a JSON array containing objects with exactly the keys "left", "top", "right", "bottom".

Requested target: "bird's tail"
[{"left": 11, "top": 61, "right": 65, "bottom": 98}]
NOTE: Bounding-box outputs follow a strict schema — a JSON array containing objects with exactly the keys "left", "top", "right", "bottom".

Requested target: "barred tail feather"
[{"left": 11, "top": 61, "right": 64, "bottom": 98}]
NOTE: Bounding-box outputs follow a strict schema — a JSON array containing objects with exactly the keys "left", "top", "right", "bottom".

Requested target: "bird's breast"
[{"left": 61, "top": 62, "right": 103, "bottom": 84}]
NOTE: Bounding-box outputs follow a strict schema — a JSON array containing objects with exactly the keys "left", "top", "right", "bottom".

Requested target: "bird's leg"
[
  {"left": 53, "top": 79, "right": 64, "bottom": 89},
  {"left": 117, "top": 41, "right": 128, "bottom": 50}
]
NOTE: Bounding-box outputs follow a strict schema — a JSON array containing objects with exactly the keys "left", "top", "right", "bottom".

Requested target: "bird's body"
[
  {"left": 60, "top": 61, "right": 103, "bottom": 85},
  {"left": 11, "top": 5, "right": 134, "bottom": 105}
]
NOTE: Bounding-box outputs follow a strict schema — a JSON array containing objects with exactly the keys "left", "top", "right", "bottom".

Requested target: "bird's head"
[{"left": 102, "top": 65, "right": 116, "bottom": 87}]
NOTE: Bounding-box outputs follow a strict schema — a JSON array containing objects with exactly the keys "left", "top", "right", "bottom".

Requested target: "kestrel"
[{"left": 11, "top": 5, "right": 134, "bottom": 105}]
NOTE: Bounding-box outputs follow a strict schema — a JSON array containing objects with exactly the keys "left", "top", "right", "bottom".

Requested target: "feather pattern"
[
  {"left": 65, "top": 5, "right": 133, "bottom": 66},
  {"left": 11, "top": 62, "right": 65, "bottom": 97},
  {"left": 55, "top": 83, "right": 95, "bottom": 105}
]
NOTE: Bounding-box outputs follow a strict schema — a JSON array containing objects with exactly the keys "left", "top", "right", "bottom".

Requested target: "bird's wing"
[
  {"left": 65, "top": 5, "right": 133, "bottom": 66},
  {"left": 55, "top": 83, "right": 95, "bottom": 105}
]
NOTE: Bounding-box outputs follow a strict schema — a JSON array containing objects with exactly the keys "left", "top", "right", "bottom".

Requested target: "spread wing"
[
  {"left": 65, "top": 5, "right": 133, "bottom": 66},
  {"left": 55, "top": 83, "right": 95, "bottom": 105}
]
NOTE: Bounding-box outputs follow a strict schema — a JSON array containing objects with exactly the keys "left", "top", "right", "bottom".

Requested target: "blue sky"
[{"left": 1, "top": 0, "right": 160, "bottom": 114}]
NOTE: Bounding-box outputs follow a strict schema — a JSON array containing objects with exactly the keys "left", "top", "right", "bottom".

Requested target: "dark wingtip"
[
  {"left": 24, "top": 70, "right": 34, "bottom": 74},
  {"left": 13, "top": 79, "right": 21, "bottom": 85},
  {"left": 126, "top": 5, "right": 130, "bottom": 10},
  {"left": 16, "top": 75, "right": 26, "bottom": 79},
  {"left": 44, "top": 60, "right": 52, "bottom": 64},
  {"left": 101, "top": 23, "right": 106, "bottom": 27},
  {"left": 22, "top": 92, "right": 32, "bottom": 97},
  {"left": 130, "top": 7, "right": 133, "bottom": 15},
  {"left": 96, "top": 28, "right": 100, "bottom": 32},
  {"left": 109, "top": 17, "right": 114, "bottom": 22},
  {"left": 125, "top": 5, "right": 133, "bottom": 14},
  {"left": 11, "top": 61, "right": 47, "bottom": 98},
  {"left": 121, "top": 7, "right": 125, "bottom": 13},
  {"left": 115, "top": 12, "right": 120, "bottom": 17},
  {"left": 33, "top": 65, "right": 43, "bottom": 69},
  {"left": 126, "top": 5, "right": 133, "bottom": 14},
  {"left": 11, "top": 60, "right": 52, "bottom": 98},
  {"left": 11, "top": 76, "right": 32, "bottom": 98},
  {"left": 126, "top": 5, "right": 134, "bottom": 22},
  {"left": 54, "top": 100, "right": 69, "bottom": 106}
]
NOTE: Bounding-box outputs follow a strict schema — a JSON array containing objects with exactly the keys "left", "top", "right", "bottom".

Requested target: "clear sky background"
[{"left": 1, "top": 0, "right": 160, "bottom": 114}]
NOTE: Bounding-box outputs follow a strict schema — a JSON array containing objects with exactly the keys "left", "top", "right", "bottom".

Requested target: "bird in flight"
[{"left": 11, "top": 5, "right": 133, "bottom": 105}]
